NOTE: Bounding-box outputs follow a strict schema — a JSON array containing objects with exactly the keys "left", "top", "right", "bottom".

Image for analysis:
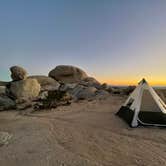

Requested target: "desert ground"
[{"left": 1, "top": 94, "right": 166, "bottom": 166}]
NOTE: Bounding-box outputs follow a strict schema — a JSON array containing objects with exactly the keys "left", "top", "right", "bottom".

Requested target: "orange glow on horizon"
[{"left": 98, "top": 78, "right": 166, "bottom": 86}]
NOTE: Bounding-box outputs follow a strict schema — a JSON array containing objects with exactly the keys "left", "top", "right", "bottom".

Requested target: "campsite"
[
  {"left": 0, "top": 87, "right": 166, "bottom": 166},
  {"left": 1, "top": 0, "right": 166, "bottom": 165},
  {"left": 117, "top": 79, "right": 166, "bottom": 127},
  {"left": 1, "top": 70, "right": 166, "bottom": 165},
  {"left": 0, "top": 90, "right": 166, "bottom": 166}
]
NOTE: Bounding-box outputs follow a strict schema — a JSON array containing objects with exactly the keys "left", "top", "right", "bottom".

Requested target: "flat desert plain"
[{"left": 0, "top": 95, "right": 166, "bottom": 166}]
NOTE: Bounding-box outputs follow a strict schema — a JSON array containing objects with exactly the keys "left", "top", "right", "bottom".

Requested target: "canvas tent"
[{"left": 116, "top": 78, "right": 166, "bottom": 127}]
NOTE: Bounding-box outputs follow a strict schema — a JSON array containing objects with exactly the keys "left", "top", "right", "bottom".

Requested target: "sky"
[{"left": 0, "top": 0, "right": 166, "bottom": 86}]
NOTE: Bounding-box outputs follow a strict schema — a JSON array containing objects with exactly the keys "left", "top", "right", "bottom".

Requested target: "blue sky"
[{"left": 0, "top": 0, "right": 166, "bottom": 85}]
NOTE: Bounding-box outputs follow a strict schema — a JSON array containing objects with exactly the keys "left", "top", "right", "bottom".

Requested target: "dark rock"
[
  {"left": 0, "top": 95, "right": 15, "bottom": 110},
  {"left": 10, "top": 66, "right": 27, "bottom": 81},
  {"left": 35, "top": 90, "right": 72, "bottom": 110}
]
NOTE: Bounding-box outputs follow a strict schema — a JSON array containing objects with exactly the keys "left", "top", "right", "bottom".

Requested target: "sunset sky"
[{"left": 0, "top": 0, "right": 166, "bottom": 85}]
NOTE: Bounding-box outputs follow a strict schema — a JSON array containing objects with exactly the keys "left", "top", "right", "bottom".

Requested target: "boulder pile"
[{"left": 0, "top": 65, "right": 126, "bottom": 111}]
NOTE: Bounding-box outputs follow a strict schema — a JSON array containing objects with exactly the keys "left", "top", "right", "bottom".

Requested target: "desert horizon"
[
  {"left": 1, "top": 64, "right": 166, "bottom": 166},
  {"left": 1, "top": 65, "right": 166, "bottom": 87},
  {"left": 1, "top": 1, "right": 166, "bottom": 166}
]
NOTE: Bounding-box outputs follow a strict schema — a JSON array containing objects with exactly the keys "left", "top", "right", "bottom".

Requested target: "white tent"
[{"left": 116, "top": 78, "right": 166, "bottom": 127}]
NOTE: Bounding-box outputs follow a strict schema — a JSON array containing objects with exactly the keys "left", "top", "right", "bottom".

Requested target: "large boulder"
[
  {"left": 28, "top": 75, "right": 60, "bottom": 91},
  {"left": 48, "top": 65, "right": 88, "bottom": 83},
  {"left": 0, "top": 95, "right": 15, "bottom": 110},
  {"left": 79, "top": 77, "right": 101, "bottom": 89},
  {"left": 59, "top": 83, "right": 77, "bottom": 92},
  {"left": 69, "top": 85, "right": 97, "bottom": 100},
  {"left": 69, "top": 85, "right": 84, "bottom": 97},
  {"left": 9, "top": 78, "right": 40, "bottom": 101},
  {"left": 76, "top": 87, "right": 97, "bottom": 100},
  {"left": 10, "top": 66, "right": 27, "bottom": 81}
]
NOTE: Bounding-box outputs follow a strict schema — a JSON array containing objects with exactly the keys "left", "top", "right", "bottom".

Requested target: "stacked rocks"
[
  {"left": 0, "top": 66, "right": 41, "bottom": 110},
  {"left": 0, "top": 64, "right": 111, "bottom": 111},
  {"left": 9, "top": 66, "right": 40, "bottom": 101}
]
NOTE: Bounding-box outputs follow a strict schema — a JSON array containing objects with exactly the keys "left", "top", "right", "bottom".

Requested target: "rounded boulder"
[
  {"left": 10, "top": 66, "right": 27, "bottom": 81},
  {"left": 48, "top": 65, "right": 88, "bottom": 83},
  {"left": 28, "top": 75, "right": 60, "bottom": 91},
  {"left": 9, "top": 78, "right": 40, "bottom": 100}
]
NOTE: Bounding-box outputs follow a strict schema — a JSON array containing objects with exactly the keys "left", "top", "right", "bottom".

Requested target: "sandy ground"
[{"left": 0, "top": 95, "right": 166, "bottom": 166}]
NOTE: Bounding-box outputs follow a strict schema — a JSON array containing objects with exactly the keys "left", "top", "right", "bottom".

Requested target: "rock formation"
[
  {"left": 79, "top": 77, "right": 101, "bottom": 89},
  {"left": 28, "top": 75, "right": 60, "bottom": 91},
  {"left": 74, "top": 86, "right": 97, "bottom": 100},
  {"left": 48, "top": 65, "right": 88, "bottom": 83},
  {"left": 0, "top": 64, "right": 111, "bottom": 111},
  {"left": 9, "top": 78, "right": 40, "bottom": 101}
]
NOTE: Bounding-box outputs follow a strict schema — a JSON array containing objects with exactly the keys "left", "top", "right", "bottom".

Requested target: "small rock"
[
  {"left": 10, "top": 66, "right": 27, "bottom": 81},
  {"left": 38, "top": 91, "right": 48, "bottom": 100},
  {"left": 0, "top": 132, "right": 12, "bottom": 146}
]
